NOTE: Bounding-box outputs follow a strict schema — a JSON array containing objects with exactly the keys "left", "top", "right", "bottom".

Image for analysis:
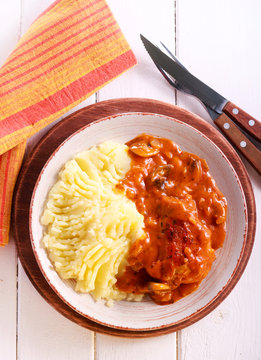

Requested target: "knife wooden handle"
[
  {"left": 214, "top": 113, "right": 261, "bottom": 174},
  {"left": 223, "top": 101, "right": 261, "bottom": 141}
]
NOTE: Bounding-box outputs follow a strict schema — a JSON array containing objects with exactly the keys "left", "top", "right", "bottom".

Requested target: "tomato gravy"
[{"left": 116, "top": 134, "right": 227, "bottom": 305}]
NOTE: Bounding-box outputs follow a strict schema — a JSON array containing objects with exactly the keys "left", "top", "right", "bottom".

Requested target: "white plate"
[{"left": 30, "top": 112, "right": 247, "bottom": 331}]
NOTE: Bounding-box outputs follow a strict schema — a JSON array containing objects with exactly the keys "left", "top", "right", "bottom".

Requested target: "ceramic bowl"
[{"left": 30, "top": 112, "right": 249, "bottom": 331}]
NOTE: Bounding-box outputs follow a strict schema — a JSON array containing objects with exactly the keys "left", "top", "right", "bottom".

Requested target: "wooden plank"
[
  {"left": 17, "top": 265, "right": 94, "bottom": 360},
  {"left": 17, "top": 1, "right": 95, "bottom": 359},
  {"left": 0, "top": 0, "right": 21, "bottom": 66},
  {"left": 0, "top": 240, "right": 17, "bottom": 360},
  {"left": 0, "top": 1, "right": 21, "bottom": 359},
  {"left": 177, "top": 0, "right": 261, "bottom": 359},
  {"left": 176, "top": 0, "right": 261, "bottom": 121},
  {"left": 96, "top": 0, "right": 177, "bottom": 358},
  {"left": 96, "top": 334, "right": 177, "bottom": 360},
  {"left": 99, "top": 0, "right": 176, "bottom": 102}
]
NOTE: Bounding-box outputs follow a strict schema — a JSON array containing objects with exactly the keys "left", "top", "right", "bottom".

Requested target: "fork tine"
[
  {"left": 159, "top": 42, "right": 188, "bottom": 71},
  {"left": 151, "top": 40, "right": 192, "bottom": 94},
  {"left": 155, "top": 63, "right": 192, "bottom": 94},
  {"left": 155, "top": 64, "right": 177, "bottom": 88}
]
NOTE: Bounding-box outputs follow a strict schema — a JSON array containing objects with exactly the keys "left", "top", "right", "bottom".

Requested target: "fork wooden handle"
[
  {"left": 214, "top": 113, "right": 261, "bottom": 174},
  {"left": 223, "top": 102, "right": 261, "bottom": 142}
]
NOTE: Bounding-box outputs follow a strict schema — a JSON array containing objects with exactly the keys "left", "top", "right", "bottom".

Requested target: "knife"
[{"left": 140, "top": 34, "right": 261, "bottom": 174}]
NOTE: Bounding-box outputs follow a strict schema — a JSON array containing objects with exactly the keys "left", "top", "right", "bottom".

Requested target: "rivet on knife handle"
[
  {"left": 214, "top": 113, "right": 261, "bottom": 174},
  {"left": 223, "top": 102, "right": 261, "bottom": 142}
]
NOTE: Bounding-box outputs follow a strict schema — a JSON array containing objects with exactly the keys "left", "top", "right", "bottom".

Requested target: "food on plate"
[
  {"left": 41, "top": 134, "right": 227, "bottom": 306},
  {"left": 41, "top": 141, "right": 145, "bottom": 303},
  {"left": 116, "top": 134, "right": 227, "bottom": 305}
]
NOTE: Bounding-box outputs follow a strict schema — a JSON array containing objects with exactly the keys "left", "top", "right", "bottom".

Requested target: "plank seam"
[
  {"left": 93, "top": 332, "right": 97, "bottom": 360},
  {"left": 16, "top": 1, "right": 23, "bottom": 359},
  {"left": 18, "top": 0, "right": 24, "bottom": 40}
]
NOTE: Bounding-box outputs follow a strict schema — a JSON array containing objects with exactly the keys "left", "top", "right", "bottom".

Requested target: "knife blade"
[
  {"left": 140, "top": 35, "right": 228, "bottom": 114},
  {"left": 140, "top": 34, "right": 261, "bottom": 143}
]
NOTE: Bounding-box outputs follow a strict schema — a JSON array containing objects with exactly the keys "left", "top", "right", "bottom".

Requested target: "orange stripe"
[
  {"left": 0, "top": 3, "right": 108, "bottom": 78},
  {"left": 10, "top": 0, "right": 104, "bottom": 54},
  {"left": 31, "top": 0, "right": 105, "bottom": 32},
  {"left": 0, "top": 12, "right": 112, "bottom": 87},
  {"left": 0, "top": 50, "right": 136, "bottom": 142},
  {"left": 0, "top": 33, "right": 127, "bottom": 116},
  {"left": 19, "top": 1, "right": 104, "bottom": 50},
  {"left": 0, "top": 142, "right": 26, "bottom": 245},
  {"left": 0, "top": 150, "right": 11, "bottom": 245},
  {"left": 0, "top": 19, "right": 120, "bottom": 97},
  {"left": 0, "top": 25, "right": 119, "bottom": 98},
  {"left": 0, "top": 53, "right": 136, "bottom": 156}
]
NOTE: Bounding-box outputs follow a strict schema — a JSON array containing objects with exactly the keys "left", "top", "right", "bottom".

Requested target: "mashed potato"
[{"left": 41, "top": 141, "right": 145, "bottom": 303}]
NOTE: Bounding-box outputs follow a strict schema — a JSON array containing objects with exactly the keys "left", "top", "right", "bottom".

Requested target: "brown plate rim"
[
  {"left": 29, "top": 111, "right": 247, "bottom": 331},
  {"left": 13, "top": 98, "right": 256, "bottom": 337}
]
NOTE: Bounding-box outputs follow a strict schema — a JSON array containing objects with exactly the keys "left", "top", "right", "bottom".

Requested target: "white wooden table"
[{"left": 1, "top": 1, "right": 261, "bottom": 359}]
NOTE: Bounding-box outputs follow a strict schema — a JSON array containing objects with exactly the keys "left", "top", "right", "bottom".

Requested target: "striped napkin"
[{"left": 0, "top": 0, "right": 136, "bottom": 246}]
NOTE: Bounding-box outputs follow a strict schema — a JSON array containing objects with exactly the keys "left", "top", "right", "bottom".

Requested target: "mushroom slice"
[
  {"left": 129, "top": 141, "right": 160, "bottom": 157},
  {"left": 147, "top": 282, "right": 171, "bottom": 292}
]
